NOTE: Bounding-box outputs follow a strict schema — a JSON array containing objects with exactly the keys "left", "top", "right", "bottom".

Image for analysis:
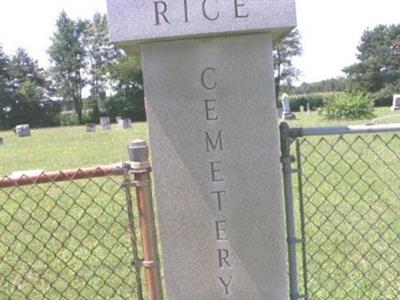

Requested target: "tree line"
[
  {"left": 287, "top": 24, "right": 400, "bottom": 107},
  {"left": 0, "top": 12, "right": 144, "bottom": 130},
  {"left": 0, "top": 10, "right": 398, "bottom": 130}
]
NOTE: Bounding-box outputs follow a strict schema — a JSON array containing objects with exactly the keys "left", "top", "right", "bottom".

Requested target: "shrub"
[
  {"left": 325, "top": 92, "right": 374, "bottom": 120},
  {"left": 278, "top": 93, "right": 329, "bottom": 112},
  {"left": 289, "top": 94, "right": 325, "bottom": 111}
]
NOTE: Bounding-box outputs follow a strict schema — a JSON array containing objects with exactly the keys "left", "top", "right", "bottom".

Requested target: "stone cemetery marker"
[
  {"left": 15, "top": 124, "right": 31, "bottom": 137},
  {"left": 86, "top": 123, "right": 96, "bottom": 132},
  {"left": 107, "top": 1, "right": 296, "bottom": 299},
  {"left": 391, "top": 94, "right": 400, "bottom": 111},
  {"left": 281, "top": 93, "right": 296, "bottom": 120},
  {"left": 119, "top": 118, "right": 132, "bottom": 129},
  {"left": 100, "top": 117, "right": 111, "bottom": 130},
  {"left": 307, "top": 102, "right": 311, "bottom": 115},
  {"left": 300, "top": 105, "right": 304, "bottom": 113},
  {"left": 124, "top": 118, "right": 132, "bottom": 129}
]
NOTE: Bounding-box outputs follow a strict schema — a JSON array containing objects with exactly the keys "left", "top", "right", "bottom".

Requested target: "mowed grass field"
[
  {"left": 0, "top": 124, "right": 149, "bottom": 299},
  {"left": 0, "top": 107, "right": 400, "bottom": 299},
  {"left": 0, "top": 123, "right": 149, "bottom": 176}
]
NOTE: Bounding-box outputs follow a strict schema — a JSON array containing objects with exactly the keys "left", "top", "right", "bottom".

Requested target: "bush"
[
  {"left": 325, "top": 92, "right": 374, "bottom": 120},
  {"left": 289, "top": 94, "right": 325, "bottom": 111},
  {"left": 278, "top": 93, "right": 328, "bottom": 112}
]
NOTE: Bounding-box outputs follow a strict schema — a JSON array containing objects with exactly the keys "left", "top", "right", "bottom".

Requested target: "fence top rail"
[
  {"left": 289, "top": 123, "right": 400, "bottom": 138},
  {"left": 0, "top": 164, "right": 125, "bottom": 188}
]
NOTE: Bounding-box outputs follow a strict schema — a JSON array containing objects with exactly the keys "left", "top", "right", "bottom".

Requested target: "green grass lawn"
[
  {"left": 1, "top": 107, "right": 400, "bottom": 299},
  {"left": 0, "top": 123, "right": 149, "bottom": 176},
  {"left": 0, "top": 124, "right": 148, "bottom": 299}
]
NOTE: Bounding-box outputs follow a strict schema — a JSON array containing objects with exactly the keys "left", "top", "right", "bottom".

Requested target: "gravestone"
[
  {"left": 300, "top": 105, "right": 304, "bottom": 113},
  {"left": 107, "top": 1, "right": 296, "bottom": 299},
  {"left": 116, "top": 116, "right": 122, "bottom": 124},
  {"left": 86, "top": 123, "right": 96, "bottom": 132},
  {"left": 307, "top": 102, "right": 311, "bottom": 115},
  {"left": 391, "top": 94, "right": 400, "bottom": 111},
  {"left": 119, "top": 118, "right": 132, "bottom": 129},
  {"left": 15, "top": 124, "right": 31, "bottom": 137},
  {"left": 281, "top": 93, "right": 296, "bottom": 120},
  {"left": 100, "top": 117, "right": 111, "bottom": 130}
]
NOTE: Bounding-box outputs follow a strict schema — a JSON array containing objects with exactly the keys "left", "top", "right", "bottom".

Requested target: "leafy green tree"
[
  {"left": 48, "top": 11, "right": 87, "bottom": 124},
  {"left": 84, "top": 13, "right": 121, "bottom": 119},
  {"left": 108, "top": 54, "right": 145, "bottom": 121},
  {"left": 344, "top": 24, "right": 400, "bottom": 104},
  {"left": 4, "top": 49, "right": 59, "bottom": 128},
  {"left": 273, "top": 29, "right": 303, "bottom": 102}
]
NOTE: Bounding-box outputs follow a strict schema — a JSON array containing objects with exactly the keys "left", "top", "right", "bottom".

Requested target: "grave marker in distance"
[{"left": 107, "top": 1, "right": 296, "bottom": 299}]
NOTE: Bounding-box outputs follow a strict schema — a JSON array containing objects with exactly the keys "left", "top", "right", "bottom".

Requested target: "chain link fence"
[
  {"left": 281, "top": 123, "right": 400, "bottom": 300},
  {"left": 0, "top": 165, "right": 145, "bottom": 299}
]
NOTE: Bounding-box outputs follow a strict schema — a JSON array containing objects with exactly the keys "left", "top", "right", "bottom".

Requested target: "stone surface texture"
[
  {"left": 142, "top": 34, "right": 288, "bottom": 299},
  {"left": 107, "top": 0, "right": 296, "bottom": 50}
]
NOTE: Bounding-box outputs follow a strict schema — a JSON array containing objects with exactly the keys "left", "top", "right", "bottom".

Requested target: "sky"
[{"left": 0, "top": 0, "right": 399, "bottom": 84}]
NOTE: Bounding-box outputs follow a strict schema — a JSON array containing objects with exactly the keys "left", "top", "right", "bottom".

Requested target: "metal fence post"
[
  {"left": 280, "top": 122, "right": 300, "bottom": 300},
  {"left": 128, "top": 140, "right": 163, "bottom": 300}
]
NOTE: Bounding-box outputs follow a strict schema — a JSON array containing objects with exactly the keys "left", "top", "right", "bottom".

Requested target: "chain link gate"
[
  {"left": 280, "top": 123, "right": 400, "bottom": 300},
  {"left": 0, "top": 140, "right": 163, "bottom": 300}
]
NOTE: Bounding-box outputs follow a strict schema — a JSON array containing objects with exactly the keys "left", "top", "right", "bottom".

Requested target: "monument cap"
[{"left": 107, "top": 0, "right": 297, "bottom": 52}]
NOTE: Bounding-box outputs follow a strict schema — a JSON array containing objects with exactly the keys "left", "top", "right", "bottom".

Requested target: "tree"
[
  {"left": 108, "top": 54, "right": 145, "bottom": 121},
  {"left": 2, "top": 48, "right": 59, "bottom": 128},
  {"left": 344, "top": 24, "right": 400, "bottom": 103},
  {"left": 273, "top": 29, "right": 303, "bottom": 103},
  {"left": 48, "top": 11, "right": 87, "bottom": 124},
  {"left": 84, "top": 13, "right": 121, "bottom": 120}
]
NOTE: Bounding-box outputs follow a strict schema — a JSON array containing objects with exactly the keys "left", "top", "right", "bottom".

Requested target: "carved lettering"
[
  {"left": 201, "top": 67, "right": 217, "bottom": 90},
  {"left": 212, "top": 190, "right": 226, "bottom": 211},
  {"left": 183, "top": 0, "right": 189, "bottom": 22},
  {"left": 219, "top": 276, "right": 233, "bottom": 295},
  {"left": 154, "top": 1, "right": 170, "bottom": 25},
  {"left": 205, "top": 130, "right": 223, "bottom": 152},
  {"left": 234, "top": 0, "right": 249, "bottom": 18},
  {"left": 202, "top": 0, "right": 220, "bottom": 21},
  {"left": 216, "top": 220, "right": 228, "bottom": 240},
  {"left": 210, "top": 161, "right": 224, "bottom": 182},
  {"left": 205, "top": 99, "right": 218, "bottom": 121},
  {"left": 218, "top": 249, "right": 231, "bottom": 268}
]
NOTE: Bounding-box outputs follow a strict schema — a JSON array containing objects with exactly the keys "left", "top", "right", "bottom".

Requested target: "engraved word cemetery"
[{"left": 107, "top": 0, "right": 297, "bottom": 299}]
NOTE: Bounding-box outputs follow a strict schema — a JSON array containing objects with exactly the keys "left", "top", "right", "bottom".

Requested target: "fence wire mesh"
[
  {"left": 292, "top": 132, "right": 400, "bottom": 300},
  {"left": 0, "top": 166, "right": 143, "bottom": 300}
]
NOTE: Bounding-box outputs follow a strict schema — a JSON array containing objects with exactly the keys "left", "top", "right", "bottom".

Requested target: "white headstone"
[
  {"left": 300, "top": 105, "right": 304, "bottom": 113},
  {"left": 15, "top": 124, "right": 31, "bottom": 137},
  {"left": 107, "top": 1, "right": 295, "bottom": 299},
  {"left": 116, "top": 116, "right": 122, "bottom": 124},
  {"left": 281, "top": 93, "right": 296, "bottom": 120},
  {"left": 119, "top": 118, "right": 132, "bottom": 129},
  {"left": 391, "top": 94, "right": 400, "bottom": 111},
  {"left": 100, "top": 117, "right": 111, "bottom": 130}
]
